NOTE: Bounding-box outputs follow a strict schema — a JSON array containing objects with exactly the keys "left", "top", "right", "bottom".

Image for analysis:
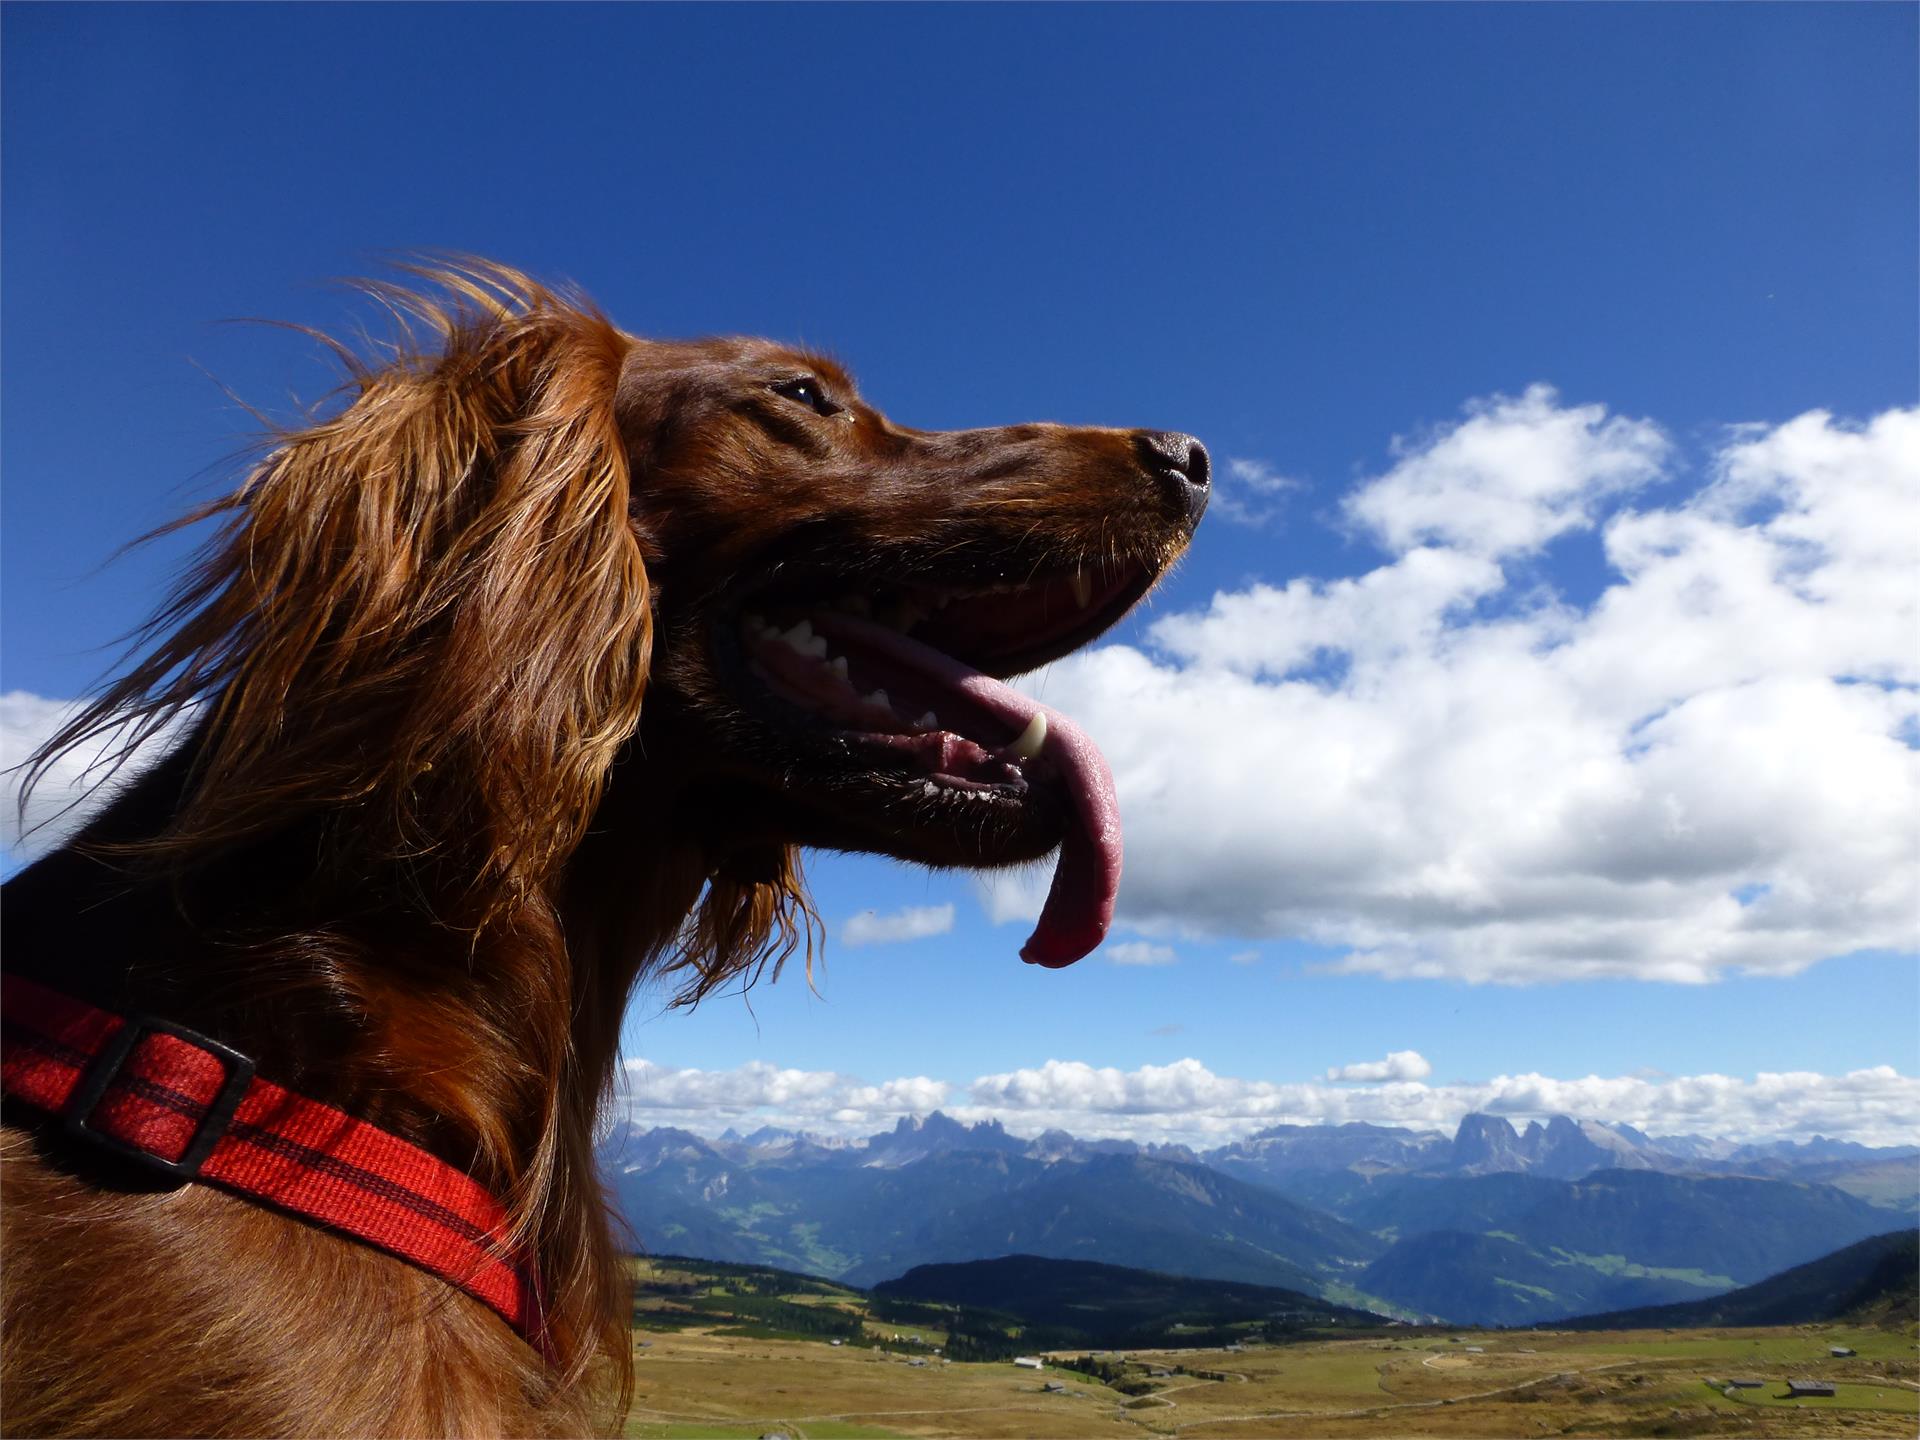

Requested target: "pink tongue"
[
  {"left": 1004, "top": 701, "right": 1122, "bottom": 968},
  {"left": 812, "top": 615, "right": 1123, "bottom": 968}
]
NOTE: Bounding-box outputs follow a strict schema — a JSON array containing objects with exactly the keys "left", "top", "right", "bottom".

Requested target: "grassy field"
[{"left": 625, "top": 1258, "right": 1918, "bottom": 1439}]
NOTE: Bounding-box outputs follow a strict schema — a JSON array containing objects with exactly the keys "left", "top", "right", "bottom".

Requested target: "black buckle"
[{"left": 63, "top": 1015, "right": 256, "bottom": 1180}]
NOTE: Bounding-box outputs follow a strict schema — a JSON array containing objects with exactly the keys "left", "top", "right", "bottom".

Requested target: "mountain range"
[
  {"left": 1207, "top": 1112, "right": 1918, "bottom": 1192},
  {"left": 601, "top": 1109, "right": 1917, "bottom": 1326}
]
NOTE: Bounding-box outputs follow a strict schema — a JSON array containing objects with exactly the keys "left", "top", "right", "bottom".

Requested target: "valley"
[
  {"left": 613, "top": 1110, "right": 1916, "bottom": 1434},
  {"left": 625, "top": 1256, "right": 1918, "bottom": 1439}
]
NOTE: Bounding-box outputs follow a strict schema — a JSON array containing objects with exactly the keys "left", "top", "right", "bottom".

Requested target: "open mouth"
[{"left": 720, "top": 562, "right": 1154, "bottom": 968}]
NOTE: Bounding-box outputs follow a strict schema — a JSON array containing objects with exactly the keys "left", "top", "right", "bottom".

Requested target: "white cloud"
[
  {"left": 1, "top": 691, "right": 184, "bottom": 861},
  {"left": 1345, "top": 384, "right": 1669, "bottom": 557},
  {"left": 841, "top": 902, "right": 955, "bottom": 947},
  {"left": 963, "top": 1056, "right": 1920, "bottom": 1149},
  {"left": 985, "top": 399, "right": 1920, "bottom": 984},
  {"left": 620, "top": 1057, "right": 951, "bottom": 1134},
  {"left": 617, "top": 1054, "right": 1920, "bottom": 1151},
  {"left": 1105, "top": 939, "right": 1178, "bottom": 966},
  {"left": 1328, "top": 1050, "right": 1434, "bottom": 1083},
  {"left": 1216, "top": 457, "right": 1303, "bottom": 527}
]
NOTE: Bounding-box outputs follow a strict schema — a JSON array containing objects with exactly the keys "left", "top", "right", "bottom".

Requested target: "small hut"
[{"left": 1786, "top": 1380, "right": 1836, "bottom": 1398}]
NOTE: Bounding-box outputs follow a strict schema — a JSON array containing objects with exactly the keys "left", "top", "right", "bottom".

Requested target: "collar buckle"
[{"left": 63, "top": 1014, "right": 255, "bottom": 1180}]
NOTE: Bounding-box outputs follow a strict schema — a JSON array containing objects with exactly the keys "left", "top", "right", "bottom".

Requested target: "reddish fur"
[{"left": 1, "top": 260, "right": 1194, "bottom": 1436}]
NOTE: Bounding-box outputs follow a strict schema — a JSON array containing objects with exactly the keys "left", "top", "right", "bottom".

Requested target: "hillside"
[
  {"left": 1353, "top": 1171, "right": 1904, "bottom": 1325},
  {"left": 1561, "top": 1229, "right": 1920, "bottom": 1330},
  {"left": 1360, "top": 1229, "right": 1730, "bottom": 1327},
  {"left": 634, "top": 1250, "right": 1378, "bottom": 1359},
  {"left": 875, "top": 1253, "right": 1382, "bottom": 1347}
]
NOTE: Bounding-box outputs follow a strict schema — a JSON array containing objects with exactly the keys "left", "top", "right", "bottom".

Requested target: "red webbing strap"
[{"left": 0, "top": 971, "right": 545, "bottom": 1354}]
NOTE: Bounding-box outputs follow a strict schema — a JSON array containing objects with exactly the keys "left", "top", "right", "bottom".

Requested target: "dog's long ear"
[{"left": 34, "top": 264, "right": 650, "bottom": 919}]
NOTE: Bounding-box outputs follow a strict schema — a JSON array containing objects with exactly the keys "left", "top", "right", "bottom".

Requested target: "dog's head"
[
  {"left": 614, "top": 335, "right": 1206, "bottom": 970},
  {"left": 38, "top": 263, "right": 1205, "bottom": 986}
]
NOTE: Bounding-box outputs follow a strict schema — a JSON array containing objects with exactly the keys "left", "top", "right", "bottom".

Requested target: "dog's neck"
[
  {"left": 2, "top": 728, "right": 728, "bottom": 1398},
  {"left": 5, "top": 736, "right": 712, "bottom": 1151},
  {"left": 3, "top": 743, "right": 731, "bottom": 1423}
]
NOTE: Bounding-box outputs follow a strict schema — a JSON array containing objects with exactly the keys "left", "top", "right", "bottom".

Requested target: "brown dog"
[{"left": 0, "top": 261, "right": 1206, "bottom": 1435}]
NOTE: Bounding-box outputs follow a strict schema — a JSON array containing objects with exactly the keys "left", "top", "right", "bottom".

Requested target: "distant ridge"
[
  {"left": 1559, "top": 1229, "right": 1919, "bottom": 1330},
  {"left": 875, "top": 1253, "right": 1383, "bottom": 1347}
]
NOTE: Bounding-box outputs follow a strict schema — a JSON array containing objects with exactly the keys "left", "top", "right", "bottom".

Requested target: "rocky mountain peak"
[{"left": 1450, "top": 1113, "right": 1528, "bottom": 1173}]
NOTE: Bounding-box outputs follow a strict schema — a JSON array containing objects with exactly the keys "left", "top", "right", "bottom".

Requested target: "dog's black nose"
[{"left": 1136, "top": 430, "right": 1210, "bottom": 523}]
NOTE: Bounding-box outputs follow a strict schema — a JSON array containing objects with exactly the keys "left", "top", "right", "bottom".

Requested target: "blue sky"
[{"left": 5, "top": 4, "right": 1916, "bottom": 1147}]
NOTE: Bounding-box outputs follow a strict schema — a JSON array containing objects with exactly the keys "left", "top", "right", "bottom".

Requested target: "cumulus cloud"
[
  {"left": 841, "top": 903, "right": 955, "bottom": 947},
  {"left": 1327, "top": 1050, "right": 1434, "bottom": 1083},
  {"left": 986, "top": 399, "right": 1920, "bottom": 984},
  {"left": 618, "top": 1053, "right": 1920, "bottom": 1150},
  {"left": 1105, "top": 939, "right": 1179, "bottom": 966},
  {"left": 1345, "top": 384, "right": 1669, "bottom": 557},
  {"left": 1, "top": 691, "right": 185, "bottom": 860},
  {"left": 963, "top": 1057, "right": 1920, "bottom": 1148},
  {"left": 619, "top": 1058, "right": 950, "bottom": 1133},
  {"left": 1216, "top": 457, "right": 1303, "bottom": 527}
]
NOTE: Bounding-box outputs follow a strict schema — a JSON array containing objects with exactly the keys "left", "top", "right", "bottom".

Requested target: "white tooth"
[
  {"left": 916, "top": 711, "right": 938, "bottom": 730},
  {"left": 1007, "top": 711, "right": 1047, "bottom": 760},
  {"left": 1071, "top": 568, "right": 1093, "bottom": 609},
  {"left": 865, "top": 689, "right": 890, "bottom": 710},
  {"left": 829, "top": 656, "right": 850, "bottom": 680},
  {"left": 784, "top": 619, "right": 814, "bottom": 644},
  {"left": 803, "top": 635, "right": 829, "bottom": 658}
]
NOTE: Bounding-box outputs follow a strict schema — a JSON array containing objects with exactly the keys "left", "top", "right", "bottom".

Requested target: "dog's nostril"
[
  {"left": 1136, "top": 431, "right": 1211, "bottom": 524},
  {"left": 1137, "top": 431, "right": 1210, "bottom": 488},
  {"left": 1182, "top": 438, "right": 1210, "bottom": 490}
]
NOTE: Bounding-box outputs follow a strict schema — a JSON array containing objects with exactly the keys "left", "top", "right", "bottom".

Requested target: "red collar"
[{"left": 0, "top": 971, "right": 545, "bottom": 1354}]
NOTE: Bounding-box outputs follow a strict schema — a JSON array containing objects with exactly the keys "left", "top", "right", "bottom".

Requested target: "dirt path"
[
  {"left": 1167, "top": 1359, "right": 1640, "bottom": 1433},
  {"left": 1134, "top": 1374, "right": 1237, "bottom": 1405},
  {"left": 793, "top": 1402, "right": 1076, "bottom": 1421},
  {"left": 630, "top": 1399, "right": 1098, "bottom": 1438},
  {"left": 785, "top": 1371, "right": 1244, "bottom": 1432}
]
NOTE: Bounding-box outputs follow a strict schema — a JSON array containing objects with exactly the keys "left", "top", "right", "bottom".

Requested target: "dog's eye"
[{"left": 772, "top": 376, "right": 839, "bottom": 417}]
